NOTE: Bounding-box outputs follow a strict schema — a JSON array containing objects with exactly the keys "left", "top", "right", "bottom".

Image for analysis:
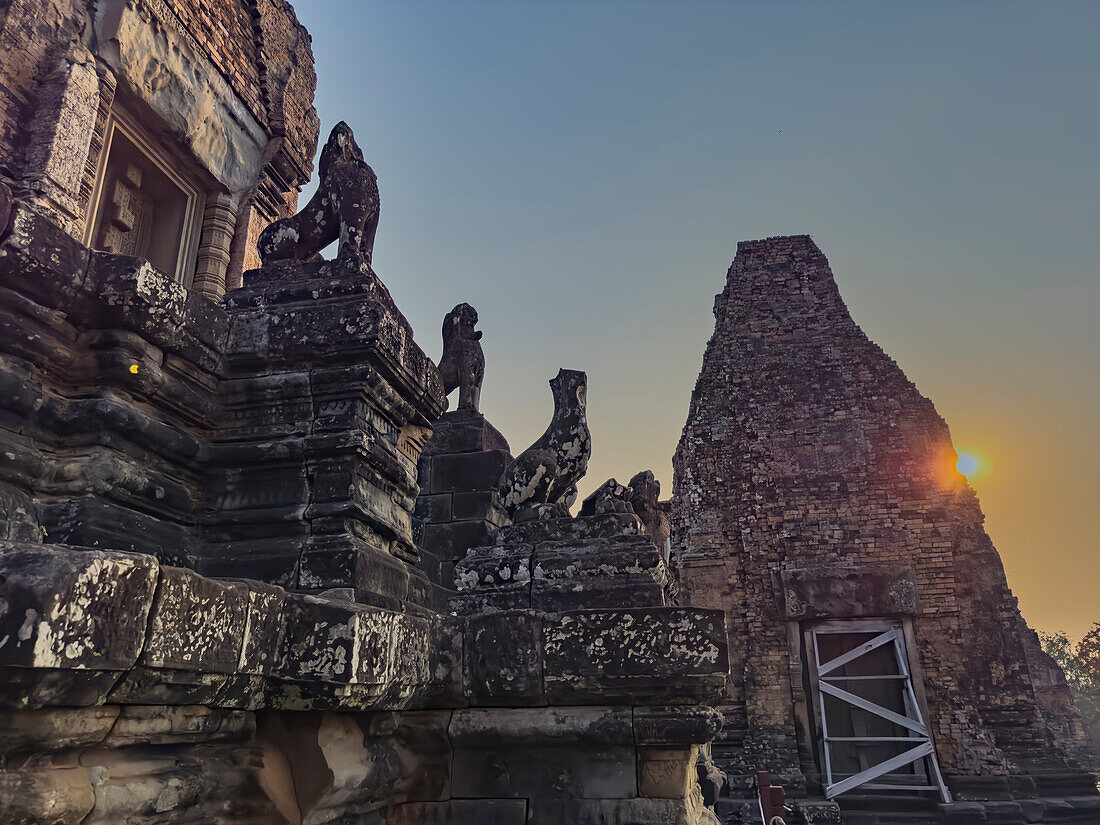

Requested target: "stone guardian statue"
[
  {"left": 438, "top": 303, "right": 485, "bottom": 412},
  {"left": 257, "top": 121, "right": 380, "bottom": 267},
  {"left": 497, "top": 369, "right": 591, "bottom": 522}
]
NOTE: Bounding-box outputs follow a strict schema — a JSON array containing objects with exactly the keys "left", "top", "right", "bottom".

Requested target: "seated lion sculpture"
[
  {"left": 438, "top": 303, "right": 485, "bottom": 412},
  {"left": 497, "top": 369, "right": 591, "bottom": 522},
  {"left": 257, "top": 121, "right": 379, "bottom": 267}
]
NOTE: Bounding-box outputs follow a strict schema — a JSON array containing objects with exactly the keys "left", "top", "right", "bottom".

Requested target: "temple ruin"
[{"left": 0, "top": 1, "right": 1095, "bottom": 823}]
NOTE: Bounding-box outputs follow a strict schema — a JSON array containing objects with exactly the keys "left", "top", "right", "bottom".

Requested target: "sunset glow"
[
  {"left": 957, "top": 453, "right": 979, "bottom": 476},
  {"left": 955, "top": 449, "right": 990, "bottom": 482}
]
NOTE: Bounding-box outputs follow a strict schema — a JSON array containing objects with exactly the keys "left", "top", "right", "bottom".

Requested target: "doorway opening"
[{"left": 805, "top": 619, "right": 950, "bottom": 802}]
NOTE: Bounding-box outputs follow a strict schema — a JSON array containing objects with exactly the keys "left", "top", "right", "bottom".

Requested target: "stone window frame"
[{"left": 82, "top": 106, "right": 206, "bottom": 287}]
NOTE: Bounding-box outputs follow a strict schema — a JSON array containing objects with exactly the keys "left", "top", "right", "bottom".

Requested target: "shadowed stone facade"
[
  {"left": 0, "top": 2, "right": 1095, "bottom": 824},
  {"left": 0, "top": 4, "right": 729, "bottom": 821}
]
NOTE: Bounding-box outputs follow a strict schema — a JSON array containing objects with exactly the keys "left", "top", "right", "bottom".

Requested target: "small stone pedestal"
[
  {"left": 414, "top": 409, "right": 511, "bottom": 590},
  {"left": 208, "top": 254, "right": 445, "bottom": 611}
]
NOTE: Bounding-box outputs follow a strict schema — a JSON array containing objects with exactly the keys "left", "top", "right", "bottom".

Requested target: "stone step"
[
  {"left": 840, "top": 813, "right": 941, "bottom": 825},
  {"left": 838, "top": 793, "right": 946, "bottom": 825}
]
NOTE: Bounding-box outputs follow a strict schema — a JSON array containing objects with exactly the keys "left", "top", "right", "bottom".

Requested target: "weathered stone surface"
[
  {"left": 494, "top": 512, "right": 641, "bottom": 546},
  {"left": 543, "top": 609, "right": 728, "bottom": 704},
  {"left": 0, "top": 544, "right": 158, "bottom": 674},
  {"left": 0, "top": 705, "right": 119, "bottom": 756},
  {"left": 527, "top": 797, "right": 719, "bottom": 825},
  {"left": 101, "top": 705, "right": 254, "bottom": 747},
  {"left": 452, "top": 514, "right": 673, "bottom": 613},
  {"left": 0, "top": 202, "right": 89, "bottom": 310},
  {"left": 420, "top": 409, "right": 510, "bottom": 456},
  {"left": 453, "top": 542, "right": 533, "bottom": 596},
  {"left": 414, "top": 410, "right": 513, "bottom": 591},
  {"left": 233, "top": 579, "right": 289, "bottom": 676},
  {"left": 464, "top": 610, "right": 545, "bottom": 706},
  {"left": 0, "top": 761, "right": 95, "bottom": 825},
  {"left": 79, "top": 743, "right": 284, "bottom": 825},
  {"left": 530, "top": 536, "right": 671, "bottom": 611},
  {"left": 449, "top": 706, "right": 637, "bottom": 799},
  {"left": 780, "top": 561, "right": 918, "bottom": 619},
  {"left": 385, "top": 799, "right": 527, "bottom": 825},
  {"left": 634, "top": 705, "right": 725, "bottom": 746},
  {"left": 429, "top": 450, "right": 510, "bottom": 495},
  {"left": 421, "top": 520, "right": 496, "bottom": 566},
  {"left": 140, "top": 566, "right": 249, "bottom": 673},
  {"left": 276, "top": 593, "right": 374, "bottom": 685},
  {"left": 256, "top": 709, "right": 452, "bottom": 822}
]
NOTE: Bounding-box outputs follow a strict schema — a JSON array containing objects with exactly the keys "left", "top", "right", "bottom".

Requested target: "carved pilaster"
[
  {"left": 23, "top": 45, "right": 101, "bottom": 238},
  {"left": 192, "top": 192, "right": 238, "bottom": 301}
]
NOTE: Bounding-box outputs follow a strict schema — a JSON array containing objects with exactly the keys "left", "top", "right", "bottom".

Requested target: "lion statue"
[
  {"left": 257, "top": 121, "right": 379, "bottom": 267},
  {"left": 438, "top": 303, "right": 485, "bottom": 412},
  {"left": 578, "top": 478, "right": 634, "bottom": 517},
  {"left": 497, "top": 369, "right": 591, "bottom": 522},
  {"left": 628, "top": 469, "right": 671, "bottom": 557}
]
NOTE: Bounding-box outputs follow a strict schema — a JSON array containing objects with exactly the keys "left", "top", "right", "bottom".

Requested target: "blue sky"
[{"left": 294, "top": 1, "right": 1099, "bottom": 637}]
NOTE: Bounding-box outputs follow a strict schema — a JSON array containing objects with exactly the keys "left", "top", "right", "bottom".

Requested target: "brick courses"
[{"left": 672, "top": 235, "right": 1095, "bottom": 811}]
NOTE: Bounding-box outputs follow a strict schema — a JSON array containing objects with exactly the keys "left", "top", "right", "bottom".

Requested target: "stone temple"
[{"left": 0, "top": 1, "right": 1094, "bottom": 824}]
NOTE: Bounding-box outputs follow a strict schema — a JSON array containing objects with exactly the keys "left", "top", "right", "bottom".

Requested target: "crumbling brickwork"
[
  {"left": 0, "top": 0, "right": 318, "bottom": 295},
  {"left": 673, "top": 235, "right": 1097, "bottom": 821},
  {"left": 159, "top": 0, "right": 266, "bottom": 123}
]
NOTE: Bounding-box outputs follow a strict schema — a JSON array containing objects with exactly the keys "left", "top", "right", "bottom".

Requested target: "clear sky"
[{"left": 293, "top": 1, "right": 1099, "bottom": 639}]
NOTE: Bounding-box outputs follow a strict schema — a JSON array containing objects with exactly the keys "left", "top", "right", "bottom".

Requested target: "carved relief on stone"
[
  {"left": 257, "top": 121, "right": 379, "bottom": 268},
  {"left": 497, "top": 369, "right": 591, "bottom": 522},
  {"left": 438, "top": 303, "right": 485, "bottom": 412},
  {"left": 98, "top": 162, "right": 151, "bottom": 258}
]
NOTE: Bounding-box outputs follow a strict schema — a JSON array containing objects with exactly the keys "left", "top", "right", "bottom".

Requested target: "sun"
[{"left": 956, "top": 453, "right": 979, "bottom": 476}]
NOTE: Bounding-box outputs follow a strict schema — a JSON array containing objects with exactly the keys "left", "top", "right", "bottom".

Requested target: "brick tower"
[{"left": 672, "top": 235, "right": 1097, "bottom": 823}]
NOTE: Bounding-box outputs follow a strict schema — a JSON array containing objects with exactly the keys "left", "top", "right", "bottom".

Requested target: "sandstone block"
[
  {"left": 140, "top": 566, "right": 248, "bottom": 673},
  {"left": 0, "top": 705, "right": 118, "bottom": 756},
  {"left": 0, "top": 761, "right": 94, "bottom": 825},
  {"left": 543, "top": 608, "right": 729, "bottom": 704},
  {"left": 0, "top": 544, "right": 158, "bottom": 672},
  {"left": 0, "top": 204, "right": 88, "bottom": 311},
  {"left": 429, "top": 450, "right": 509, "bottom": 494},
  {"left": 420, "top": 410, "right": 510, "bottom": 456},
  {"left": 385, "top": 799, "right": 527, "bottom": 825},
  {"left": 449, "top": 706, "right": 636, "bottom": 799},
  {"left": 526, "top": 797, "right": 712, "bottom": 825},
  {"left": 464, "top": 610, "right": 545, "bottom": 706},
  {"left": 420, "top": 520, "right": 494, "bottom": 562}
]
